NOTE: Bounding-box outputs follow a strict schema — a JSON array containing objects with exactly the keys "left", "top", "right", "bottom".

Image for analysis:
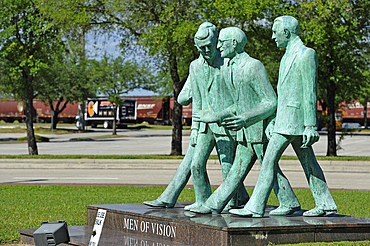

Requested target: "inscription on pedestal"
[
  {"left": 123, "top": 235, "right": 174, "bottom": 246},
  {"left": 123, "top": 217, "right": 177, "bottom": 238}
]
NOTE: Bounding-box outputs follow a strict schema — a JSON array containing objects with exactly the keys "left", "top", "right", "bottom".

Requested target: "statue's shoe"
[
  {"left": 303, "top": 207, "right": 337, "bottom": 217},
  {"left": 191, "top": 205, "right": 217, "bottom": 214},
  {"left": 143, "top": 200, "right": 174, "bottom": 208},
  {"left": 269, "top": 206, "right": 301, "bottom": 216},
  {"left": 229, "top": 208, "right": 263, "bottom": 218},
  {"left": 184, "top": 202, "right": 202, "bottom": 211}
]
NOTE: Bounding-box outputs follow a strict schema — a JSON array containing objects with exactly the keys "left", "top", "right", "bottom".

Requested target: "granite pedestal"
[{"left": 19, "top": 202, "right": 370, "bottom": 246}]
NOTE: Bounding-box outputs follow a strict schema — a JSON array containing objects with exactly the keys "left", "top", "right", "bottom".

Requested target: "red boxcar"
[
  {"left": 0, "top": 98, "right": 78, "bottom": 123},
  {"left": 127, "top": 96, "right": 192, "bottom": 126}
]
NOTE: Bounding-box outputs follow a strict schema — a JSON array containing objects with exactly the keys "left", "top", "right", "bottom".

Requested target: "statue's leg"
[
  {"left": 291, "top": 138, "right": 337, "bottom": 216},
  {"left": 253, "top": 141, "right": 301, "bottom": 215},
  {"left": 231, "top": 133, "right": 290, "bottom": 216},
  {"left": 202, "top": 141, "right": 256, "bottom": 213},
  {"left": 144, "top": 143, "right": 194, "bottom": 207},
  {"left": 214, "top": 134, "right": 248, "bottom": 208},
  {"left": 188, "top": 129, "right": 215, "bottom": 208}
]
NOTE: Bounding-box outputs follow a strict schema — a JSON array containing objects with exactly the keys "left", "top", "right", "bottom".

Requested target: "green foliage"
[
  {"left": 90, "top": 54, "right": 158, "bottom": 97},
  {"left": 36, "top": 40, "right": 97, "bottom": 127},
  {"left": 0, "top": 0, "right": 64, "bottom": 100}
]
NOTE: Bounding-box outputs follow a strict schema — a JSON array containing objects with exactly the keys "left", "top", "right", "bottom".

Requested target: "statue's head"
[
  {"left": 194, "top": 22, "right": 218, "bottom": 62},
  {"left": 272, "top": 16, "right": 300, "bottom": 48},
  {"left": 217, "top": 27, "right": 247, "bottom": 59}
]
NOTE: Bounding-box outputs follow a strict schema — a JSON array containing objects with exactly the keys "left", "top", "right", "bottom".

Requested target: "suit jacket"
[
  {"left": 223, "top": 52, "right": 277, "bottom": 143},
  {"left": 274, "top": 38, "right": 318, "bottom": 136},
  {"left": 190, "top": 51, "right": 235, "bottom": 136}
]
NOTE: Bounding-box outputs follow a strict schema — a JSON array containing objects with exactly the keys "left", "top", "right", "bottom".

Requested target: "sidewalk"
[{"left": 0, "top": 158, "right": 369, "bottom": 173}]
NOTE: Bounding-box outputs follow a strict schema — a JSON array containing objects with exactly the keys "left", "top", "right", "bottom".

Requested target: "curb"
[{"left": 0, "top": 159, "right": 369, "bottom": 173}]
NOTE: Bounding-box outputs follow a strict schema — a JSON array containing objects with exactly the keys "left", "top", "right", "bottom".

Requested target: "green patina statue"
[
  {"left": 143, "top": 22, "right": 247, "bottom": 209},
  {"left": 186, "top": 22, "right": 249, "bottom": 211},
  {"left": 190, "top": 27, "right": 300, "bottom": 215},
  {"left": 230, "top": 16, "right": 337, "bottom": 217}
]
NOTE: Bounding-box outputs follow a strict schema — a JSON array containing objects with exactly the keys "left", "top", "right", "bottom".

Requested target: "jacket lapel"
[
  {"left": 279, "top": 49, "right": 298, "bottom": 84},
  {"left": 233, "top": 53, "right": 248, "bottom": 101},
  {"left": 279, "top": 39, "right": 304, "bottom": 84}
]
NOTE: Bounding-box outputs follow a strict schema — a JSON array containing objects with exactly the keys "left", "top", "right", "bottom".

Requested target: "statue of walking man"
[{"left": 230, "top": 16, "right": 337, "bottom": 217}]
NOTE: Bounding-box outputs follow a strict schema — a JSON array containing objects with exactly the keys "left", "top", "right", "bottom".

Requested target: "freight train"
[
  {"left": 0, "top": 98, "right": 77, "bottom": 123},
  {"left": 2, "top": 97, "right": 367, "bottom": 128},
  {"left": 0, "top": 97, "right": 193, "bottom": 127}
]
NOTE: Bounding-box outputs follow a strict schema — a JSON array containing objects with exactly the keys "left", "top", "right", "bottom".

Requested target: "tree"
[
  {"left": 38, "top": 0, "right": 201, "bottom": 155},
  {"left": 0, "top": 0, "right": 64, "bottom": 155},
  {"left": 36, "top": 41, "right": 97, "bottom": 129},
  {"left": 90, "top": 54, "right": 157, "bottom": 135}
]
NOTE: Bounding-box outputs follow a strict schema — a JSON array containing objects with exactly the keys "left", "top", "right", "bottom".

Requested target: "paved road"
[{"left": 1, "top": 128, "right": 370, "bottom": 156}]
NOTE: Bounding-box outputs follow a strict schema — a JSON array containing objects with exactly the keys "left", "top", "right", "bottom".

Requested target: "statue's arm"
[
  {"left": 238, "top": 62, "right": 277, "bottom": 128},
  {"left": 189, "top": 64, "right": 201, "bottom": 146},
  {"left": 302, "top": 48, "right": 318, "bottom": 129},
  {"left": 301, "top": 48, "right": 320, "bottom": 147},
  {"left": 178, "top": 76, "right": 192, "bottom": 106}
]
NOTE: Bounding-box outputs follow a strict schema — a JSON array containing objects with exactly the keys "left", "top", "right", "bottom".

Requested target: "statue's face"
[
  {"left": 272, "top": 21, "right": 289, "bottom": 48},
  {"left": 195, "top": 37, "right": 217, "bottom": 61},
  {"left": 217, "top": 32, "right": 235, "bottom": 58}
]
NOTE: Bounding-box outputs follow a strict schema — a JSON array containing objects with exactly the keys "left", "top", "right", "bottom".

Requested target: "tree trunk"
[
  {"left": 169, "top": 52, "right": 183, "bottom": 156},
  {"left": 52, "top": 114, "right": 59, "bottom": 129},
  {"left": 78, "top": 101, "right": 85, "bottom": 130},
  {"left": 77, "top": 26, "right": 86, "bottom": 131},
  {"left": 112, "top": 106, "right": 117, "bottom": 135},
  {"left": 326, "top": 81, "right": 337, "bottom": 156},
  {"left": 25, "top": 86, "right": 38, "bottom": 155},
  {"left": 364, "top": 94, "right": 368, "bottom": 129}
]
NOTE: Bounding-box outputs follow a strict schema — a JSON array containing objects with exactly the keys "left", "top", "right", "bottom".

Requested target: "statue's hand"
[
  {"left": 190, "top": 129, "right": 199, "bottom": 147},
  {"left": 265, "top": 120, "right": 275, "bottom": 140},
  {"left": 221, "top": 116, "right": 246, "bottom": 131},
  {"left": 301, "top": 126, "right": 319, "bottom": 148}
]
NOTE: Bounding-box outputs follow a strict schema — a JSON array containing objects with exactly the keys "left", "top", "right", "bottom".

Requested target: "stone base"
[{"left": 19, "top": 202, "right": 370, "bottom": 246}]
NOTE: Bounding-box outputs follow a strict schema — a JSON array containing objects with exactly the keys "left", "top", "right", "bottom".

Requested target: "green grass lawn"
[{"left": 1, "top": 185, "right": 369, "bottom": 245}]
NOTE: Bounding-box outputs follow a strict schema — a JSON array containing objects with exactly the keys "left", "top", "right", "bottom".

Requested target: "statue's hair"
[
  {"left": 220, "top": 27, "right": 247, "bottom": 51},
  {"left": 274, "top": 16, "right": 300, "bottom": 35}
]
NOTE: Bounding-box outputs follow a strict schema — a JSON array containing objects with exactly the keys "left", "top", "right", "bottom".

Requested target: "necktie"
[{"left": 229, "top": 60, "right": 235, "bottom": 88}]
